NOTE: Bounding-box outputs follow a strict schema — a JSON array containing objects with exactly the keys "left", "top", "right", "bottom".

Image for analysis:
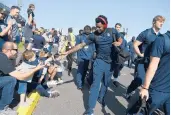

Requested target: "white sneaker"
[
  {"left": 57, "top": 79, "right": 64, "bottom": 84},
  {"left": 0, "top": 106, "right": 17, "bottom": 115},
  {"left": 84, "top": 114, "right": 94, "bottom": 115},
  {"left": 47, "top": 80, "right": 58, "bottom": 88},
  {"left": 48, "top": 90, "right": 60, "bottom": 98}
]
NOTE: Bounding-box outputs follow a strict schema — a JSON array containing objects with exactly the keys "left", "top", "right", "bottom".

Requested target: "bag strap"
[
  {"left": 105, "top": 28, "right": 117, "bottom": 42},
  {"left": 106, "top": 28, "right": 122, "bottom": 52},
  {"left": 136, "top": 97, "right": 148, "bottom": 115}
]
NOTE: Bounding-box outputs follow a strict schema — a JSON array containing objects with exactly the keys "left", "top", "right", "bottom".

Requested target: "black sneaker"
[
  {"left": 113, "top": 81, "right": 120, "bottom": 87},
  {"left": 68, "top": 70, "right": 71, "bottom": 76}
]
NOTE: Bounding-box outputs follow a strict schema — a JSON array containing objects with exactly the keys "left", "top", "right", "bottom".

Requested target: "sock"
[{"left": 114, "top": 77, "right": 118, "bottom": 82}]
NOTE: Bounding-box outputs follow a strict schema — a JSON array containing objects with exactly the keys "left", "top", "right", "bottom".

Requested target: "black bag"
[
  {"left": 93, "top": 28, "right": 130, "bottom": 64},
  {"left": 134, "top": 57, "right": 144, "bottom": 64},
  {"left": 108, "top": 28, "right": 130, "bottom": 64},
  {"left": 114, "top": 47, "right": 130, "bottom": 64},
  {"left": 126, "top": 97, "right": 149, "bottom": 115}
]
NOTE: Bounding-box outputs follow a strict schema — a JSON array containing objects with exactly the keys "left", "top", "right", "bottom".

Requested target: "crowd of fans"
[
  {"left": 0, "top": 4, "right": 70, "bottom": 115},
  {"left": 0, "top": 3, "right": 169, "bottom": 115}
]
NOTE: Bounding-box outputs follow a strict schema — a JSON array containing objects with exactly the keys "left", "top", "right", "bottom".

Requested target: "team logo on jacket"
[{"left": 107, "top": 33, "right": 110, "bottom": 37}]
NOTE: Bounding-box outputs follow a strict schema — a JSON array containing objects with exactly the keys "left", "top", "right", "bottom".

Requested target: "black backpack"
[{"left": 105, "top": 28, "right": 130, "bottom": 64}]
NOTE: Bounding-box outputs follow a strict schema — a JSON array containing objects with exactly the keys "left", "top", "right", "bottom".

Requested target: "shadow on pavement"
[
  {"left": 62, "top": 80, "right": 74, "bottom": 84},
  {"left": 130, "top": 73, "right": 135, "bottom": 77},
  {"left": 104, "top": 82, "right": 127, "bottom": 115},
  {"left": 71, "top": 68, "right": 90, "bottom": 112},
  {"left": 80, "top": 81, "right": 129, "bottom": 115},
  {"left": 101, "top": 107, "right": 111, "bottom": 115}
]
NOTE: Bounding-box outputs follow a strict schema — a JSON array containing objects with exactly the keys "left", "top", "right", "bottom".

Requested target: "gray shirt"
[{"left": 5, "top": 15, "right": 20, "bottom": 42}]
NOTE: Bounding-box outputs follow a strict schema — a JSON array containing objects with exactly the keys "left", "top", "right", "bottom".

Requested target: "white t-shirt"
[
  {"left": 55, "top": 60, "right": 64, "bottom": 72},
  {"left": 16, "top": 62, "right": 36, "bottom": 82}
]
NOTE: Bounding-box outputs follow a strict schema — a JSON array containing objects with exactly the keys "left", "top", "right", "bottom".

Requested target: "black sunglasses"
[{"left": 12, "top": 49, "right": 18, "bottom": 52}]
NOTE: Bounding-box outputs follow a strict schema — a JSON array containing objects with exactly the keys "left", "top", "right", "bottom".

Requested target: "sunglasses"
[{"left": 12, "top": 49, "right": 18, "bottom": 52}]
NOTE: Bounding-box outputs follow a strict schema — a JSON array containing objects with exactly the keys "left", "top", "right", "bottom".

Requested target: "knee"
[
  {"left": 53, "top": 68, "right": 58, "bottom": 73},
  {"left": 36, "top": 84, "right": 44, "bottom": 90},
  {"left": 91, "top": 79, "right": 101, "bottom": 90},
  {"left": 9, "top": 77, "right": 17, "bottom": 86}
]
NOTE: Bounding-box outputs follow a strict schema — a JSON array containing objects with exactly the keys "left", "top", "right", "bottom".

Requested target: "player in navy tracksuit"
[
  {"left": 63, "top": 15, "right": 122, "bottom": 115},
  {"left": 76, "top": 25, "right": 95, "bottom": 89},
  {"left": 140, "top": 31, "right": 170, "bottom": 115},
  {"left": 126, "top": 15, "right": 165, "bottom": 99}
]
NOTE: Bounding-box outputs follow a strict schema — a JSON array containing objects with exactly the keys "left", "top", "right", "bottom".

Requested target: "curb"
[{"left": 17, "top": 91, "right": 40, "bottom": 115}]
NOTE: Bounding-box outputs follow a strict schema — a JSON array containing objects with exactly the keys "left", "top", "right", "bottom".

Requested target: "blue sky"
[{"left": 1, "top": 0, "right": 170, "bottom": 40}]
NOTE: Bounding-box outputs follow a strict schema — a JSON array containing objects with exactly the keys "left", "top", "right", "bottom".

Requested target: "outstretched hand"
[
  {"left": 36, "top": 63, "right": 45, "bottom": 70},
  {"left": 60, "top": 51, "right": 68, "bottom": 56}
]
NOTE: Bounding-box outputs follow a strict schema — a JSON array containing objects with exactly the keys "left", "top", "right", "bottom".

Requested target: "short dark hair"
[
  {"left": 11, "top": 6, "right": 20, "bottom": 10},
  {"left": 79, "top": 29, "right": 83, "bottom": 34},
  {"left": 29, "top": 4, "right": 35, "bottom": 8},
  {"left": 115, "top": 23, "right": 122, "bottom": 27},
  {"left": 68, "top": 28, "right": 73, "bottom": 33},
  {"left": 84, "top": 25, "right": 91, "bottom": 31},
  {"left": 92, "top": 26, "right": 96, "bottom": 30}
]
